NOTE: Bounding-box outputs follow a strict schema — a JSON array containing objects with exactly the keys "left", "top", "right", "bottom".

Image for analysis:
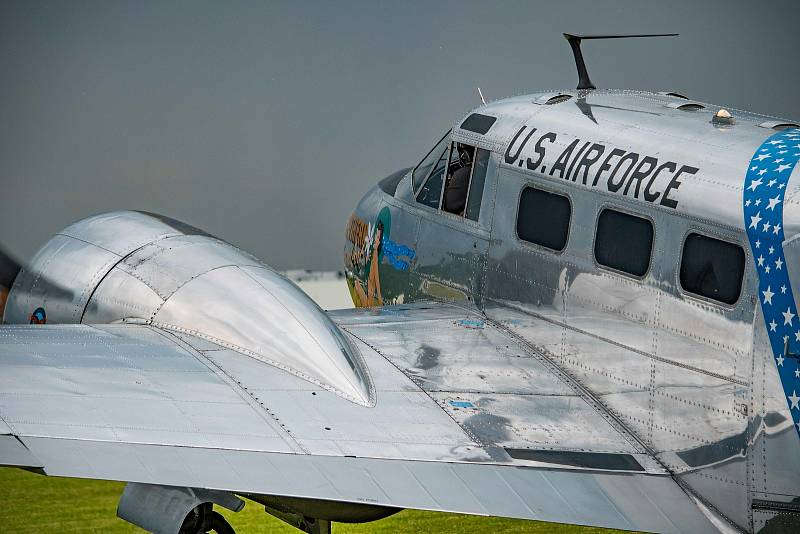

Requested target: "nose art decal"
[{"left": 743, "top": 128, "right": 800, "bottom": 436}]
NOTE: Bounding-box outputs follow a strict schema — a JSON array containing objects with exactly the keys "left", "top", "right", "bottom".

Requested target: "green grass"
[{"left": 0, "top": 467, "right": 624, "bottom": 533}]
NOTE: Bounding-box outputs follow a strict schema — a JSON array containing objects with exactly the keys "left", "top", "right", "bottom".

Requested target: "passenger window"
[
  {"left": 412, "top": 131, "right": 450, "bottom": 193},
  {"left": 680, "top": 233, "right": 744, "bottom": 305},
  {"left": 517, "top": 187, "right": 571, "bottom": 251},
  {"left": 594, "top": 209, "right": 653, "bottom": 277}
]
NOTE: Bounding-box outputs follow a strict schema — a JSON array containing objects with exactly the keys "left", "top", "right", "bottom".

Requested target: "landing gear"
[{"left": 179, "top": 503, "right": 236, "bottom": 534}]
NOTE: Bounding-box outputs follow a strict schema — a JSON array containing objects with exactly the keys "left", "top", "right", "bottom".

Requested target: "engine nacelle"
[{"left": 5, "top": 211, "right": 373, "bottom": 406}]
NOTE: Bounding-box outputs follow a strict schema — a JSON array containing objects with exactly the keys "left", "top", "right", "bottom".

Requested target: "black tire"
[{"left": 204, "top": 510, "right": 235, "bottom": 534}]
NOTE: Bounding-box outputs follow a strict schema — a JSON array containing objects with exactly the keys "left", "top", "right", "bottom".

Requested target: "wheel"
[{"left": 203, "top": 510, "right": 235, "bottom": 534}]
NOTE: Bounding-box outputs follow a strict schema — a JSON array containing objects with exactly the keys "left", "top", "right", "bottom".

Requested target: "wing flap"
[
  {"left": 18, "top": 435, "right": 716, "bottom": 533},
  {"left": 0, "top": 435, "right": 41, "bottom": 468}
]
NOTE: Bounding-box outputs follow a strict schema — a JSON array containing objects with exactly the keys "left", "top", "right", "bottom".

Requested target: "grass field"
[{"left": 0, "top": 467, "right": 625, "bottom": 533}]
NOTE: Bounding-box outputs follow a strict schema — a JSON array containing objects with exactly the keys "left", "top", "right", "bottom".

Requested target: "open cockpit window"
[
  {"left": 412, "top": 131, "right": 451, "bottom": 193},
  {"left": 441, "top": 143, "right": 489, "bottom": 221},
  {"left": 414, "top": 134, "right": 490, "bottom": 222},
  {"left": 415, "top": 144, "right": 449, "bottom": 208}
]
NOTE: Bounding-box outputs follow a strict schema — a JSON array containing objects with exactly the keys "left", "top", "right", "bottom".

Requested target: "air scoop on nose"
[{"left": 152, "top": 264, "right": 375, "bottom": 406}]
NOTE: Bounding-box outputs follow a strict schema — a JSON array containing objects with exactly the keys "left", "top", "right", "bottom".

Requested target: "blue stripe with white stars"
[{"left": 743, "top": 127, "right": 800, "bottom": 436}]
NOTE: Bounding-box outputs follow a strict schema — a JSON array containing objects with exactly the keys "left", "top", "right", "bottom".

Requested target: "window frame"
[
  {"left": 514, "top": 182, "right": 574, "bottom": 254},
  {"left": 439, "top": 141, "right": 477, "bottom": 218},
  {"left": 418, "top": 140, "right": 492, "bottom": 227},
  {"left": 676, "top": 228, "right": 746, "bottom": 308},
  {"left": 591, "top": 205, "right": 655, "bottom": 280},
  {"left": 463, "top": 147, "right": 490, "bottom": 222},
  {"left": 412, "top": 130, "right": 451, "bottom": 194},
  {"left": 414, "top": 141, "right": 453, "bottom": 210}
]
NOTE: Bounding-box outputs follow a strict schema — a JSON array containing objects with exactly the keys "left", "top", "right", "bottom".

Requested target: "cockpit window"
[
  {"left": 412, "top": 131, "right": 451, "bottom": 193},
  {"left": 465, "top": 148, "right": 490, "bottom": 221},
  {"left": 442, "top": 143, "right": 474, "bottom": 215},
  {"left": 415, "top": 144, "right": 449, "bottom": 208},
  {"left": 414, "top": 134, "right": 492, "bottom": 221}
]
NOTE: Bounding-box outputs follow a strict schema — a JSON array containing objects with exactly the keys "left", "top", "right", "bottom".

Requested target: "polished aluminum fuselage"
[
  {"left": 3, "top": 89, "right": 799, "bottom": 533},
  {"left": 347, "top": 90, "right": 800, "bottom": 531}
]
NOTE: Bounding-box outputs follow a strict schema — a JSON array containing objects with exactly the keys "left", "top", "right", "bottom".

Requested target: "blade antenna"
[
  {"left": 477, "top": 87, "right": 486, "bottom": 105},
  {"left": 563, "top": 33, "right": 678, "bottom": 91}
]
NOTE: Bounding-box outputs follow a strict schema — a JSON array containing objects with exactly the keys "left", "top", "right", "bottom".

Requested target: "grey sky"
[{"left": 1, "top": 0, "right": 797, "bottom": 270}]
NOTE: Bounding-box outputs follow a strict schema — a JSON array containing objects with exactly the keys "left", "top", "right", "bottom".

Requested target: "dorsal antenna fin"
[
  {"left": 477, "top": 87, "right": 486, "bottom": 105},
  {"left": 563, "top": 33, "right": 678, "bottom": 91}
]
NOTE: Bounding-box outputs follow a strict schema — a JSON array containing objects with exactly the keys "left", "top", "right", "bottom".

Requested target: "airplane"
[{"left": 0, "top": 33, "right": 798, "bottom": 534}]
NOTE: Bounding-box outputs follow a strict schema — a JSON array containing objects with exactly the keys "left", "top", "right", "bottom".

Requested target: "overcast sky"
[{"left": 1, "top": 0, "right": 797, "bottom": 270}]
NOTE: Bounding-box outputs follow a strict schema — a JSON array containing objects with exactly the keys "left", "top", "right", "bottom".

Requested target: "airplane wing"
[{"left": 0, "top": 302, "right": 720, "bottom": 533}]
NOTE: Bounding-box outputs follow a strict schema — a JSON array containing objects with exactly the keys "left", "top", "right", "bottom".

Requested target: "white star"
[
  {"left": 789, "top": 390, "right": 800, "bottom": 410},
  {"left": 775, "top": 158, "right": 785, "bottom": 164},
  {"left": 770, "top": 319, "right": 778, "bottom": 332},
  {"left": 780, "top": 183, "right": 787, "bottom": 189},
  {"left": 756, "top": 153, "right": 771, "bottom": 161},
  {"left": 776, "top": 163, "right": 792, "bottom": 173},
  {"left": 769, "top": 246, "right": 775, "bottom": 254},
  {"left": 763, "top": 286, "right": 775, "bottom": 304},
  {"left": 782, "top": 285, "right": 788, "bottom": 294},
  {"left": 774, "top": 223, "right": 782, "bottom": 235},
  {"left": 767, "top": 196, "right": 782, "bottom": 210},
  {"left": 748, "top": 178, "right": 763, "bottom": 191},
  {"left": 768, "top": 140, "right": 783, "bottom": 145},
  {"left": 796, "top": 367, "right": 800, "bottom": 378},
  {"left": 779, "top": 150, "right": 788, "bottom": 154},
  {"left": 751, "top": 166, "right": 759, "bottom": 171},
  {"left": 756, "top": 198, "right": 762, "bottom": 206},
  {"left": 783, "top": 307, "right": 796, "bottom": 326},
  {"left": 759, "top": 169, "right": 768, "bottom": 175},
  {"left": 758, "top": 255, "right": 765, "bottom": 266},
  {"left": 746, "top": 199, "right": 752, "bottom": 206},
  {"left": 776, "top": 257, "right": 784, "bottom": 270},
  {"left": 763, "top": 221, "right": 771, "bottom": 232},
  {"left": 765, "top": 265, "right": 771, "bottom": 273},
  {"left": 768, "top": 179, "right": 777, "bottom": 187},
  {"left": 756, "top": 240, "right": 761, "bottom": 248},
  {"left": 750, "top": 211, "right": 763, "bottom": 229},
  {"left": 778, "top": 354, "right": 785, "bottom": 367},
  {"left": 796, "top": 330, "right": 800, "bottom": 342}
]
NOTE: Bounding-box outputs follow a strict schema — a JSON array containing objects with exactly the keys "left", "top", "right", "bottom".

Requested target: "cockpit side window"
[
  {"left": 465, "top": 148, "right": 490, "bottom": 221},
  {"left": 415, "top": 144, "right": 450, "bottom": 209},
  {"left": 412, "top": 131, "right": 451, "bottom": 193},
  {"left": 440, "top": 143, "right": 490, "bottom": 221},
  {"left": 442, "top": 143, "right": 473, "bottom": 215},
  {"left": 414, "top": 133, "right": 490, "bottom": 221}
]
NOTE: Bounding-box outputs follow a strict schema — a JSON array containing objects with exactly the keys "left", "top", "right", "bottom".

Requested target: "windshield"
[{"left": 412, "top": 131, "right": 451, "bottom": 193}]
